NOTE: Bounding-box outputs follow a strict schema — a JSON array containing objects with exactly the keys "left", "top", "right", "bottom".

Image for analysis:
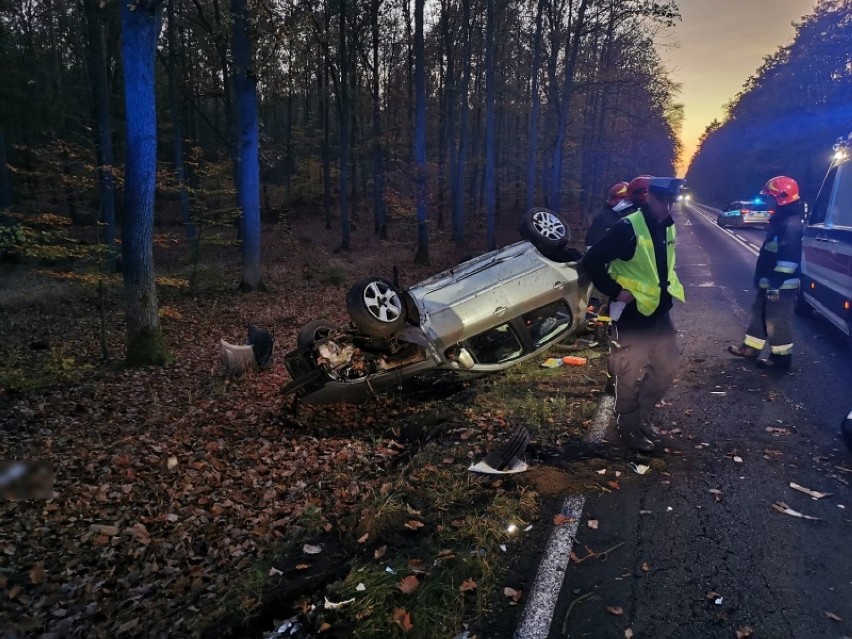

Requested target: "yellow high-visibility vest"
[{"left": 608, "top": 211, "right": 685, "bottom": 316}]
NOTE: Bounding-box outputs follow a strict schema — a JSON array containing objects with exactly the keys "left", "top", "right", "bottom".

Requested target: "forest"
[
  {"left": 6, "top": 0, "right": 823, "bottom": 637},
  {"left": 0, "top": 0, "right": 684, "bottom": 364},
  {"left": 686, "top": 0, "right": 852, "bottom": 206}
]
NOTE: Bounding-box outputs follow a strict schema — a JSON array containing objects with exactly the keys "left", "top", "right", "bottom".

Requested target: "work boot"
[
  {"left": 757, "top": 353, "right": 791, "bottom": 371},
  {"left": 639, "top": 418, "right": 663, "bottom": 443},
  {"left": 727, "top": 344, "right": 760, "bottom": 359},
  {"left": 616, "top": 411, "right": 655, "bottom": 452},
  {"left": 618, "top": 427, "right": 656, "bottom": 452}
]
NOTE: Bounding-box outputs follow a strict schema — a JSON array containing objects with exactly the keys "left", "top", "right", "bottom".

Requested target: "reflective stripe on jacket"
[{"left": 607, "top": 211, "right": 685, "bottom": 316}]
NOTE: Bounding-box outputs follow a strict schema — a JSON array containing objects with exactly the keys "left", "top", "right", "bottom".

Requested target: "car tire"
[
  {"left": 793, "top": 288, "right": 813, "bottom": 317},
  {"left": 519, "top": 207, "right": 570, "bottom": 252},
  {"left": 716, "top": 216, "right": 724, "bottom": 227},
  {"left": 297, "top": 320, "right": 335, "bottom": 348},
  {"left": 346, "top": 277, "right": 407, "bottom": 337}
]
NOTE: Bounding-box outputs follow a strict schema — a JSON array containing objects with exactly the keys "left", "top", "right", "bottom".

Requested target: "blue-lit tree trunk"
[
  {"left": 484, "top": 0, "right": 496, "bottom": 251},
  {"left": 231, "top": 0, "right": 263, "bottom": 290},
  {"left": 120, "top": 0, "right": 169, "bottom": 366},
  {"left": 413, "top": 0, "right": 429, "bottom": 264}
]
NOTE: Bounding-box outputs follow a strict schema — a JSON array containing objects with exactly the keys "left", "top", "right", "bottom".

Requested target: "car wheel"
[
  {"left": 793, "top": 288, "right": 813, "bottom": 317},
  {"left": 519, "top": 207, "right": 569, "bottom": 252},
  {"left": 297, "top": 320, "right": 335, "bottom": 348},
  {"left": 716, "top": 216, "right": 724, "bottom": 227},
  {"left": 346, "top": 277, "right": 407, "bottom": 337}
]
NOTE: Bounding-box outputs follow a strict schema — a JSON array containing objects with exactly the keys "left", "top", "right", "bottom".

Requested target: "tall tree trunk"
[
  {"left": 0, "top": 130, "right": 11, "bottom": 209},
  {"left": 370, "top": 0, "right": 387, "bottom": 239},
  {"left": 166, "top": 0, "right": 195, "bottom": 240},
  {"left": 548, "top": 0, "right": 589, "bottom": 212},
  {"left": 211, "top": 0, "right": 240, "bottom": 196},
  {"left": 120, "top": 0, "right": 169, "bottom": 366},
  {"left": 338, "top": 0, "right": 351, "bottom": 249},
  {"left": 484, "top": 0, "right": 496, "bottom": 250},
  {"left": 321, "top": 5, "right": 332, "bottom": 230},
  {"left": 526, "top": 0, "right": 545, "bottom": 210},
  {"left": 82, "top": 0, "right": 118, "bottom": 253},
  {"left": 413, "top": 0, "right": 428, "bottom": 263},
  {"left": 231, "top": 0, "right": 263, "bottom": 290},
  {"left": 452, "top": 0, "right": 471, "bottom": 246}
]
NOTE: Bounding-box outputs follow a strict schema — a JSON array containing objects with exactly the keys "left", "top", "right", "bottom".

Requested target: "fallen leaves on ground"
[
  {"left": 554, "top": 513, "right": 576, "bottom": 526},
  {"left": 392, "top": 607, "right": 413, "bottom": 632},
  {"left": 460, "top": 579, "right": 478, "bottom": 592},
  {"left": 503, "top": 587, "right": 523, "bottom": 603},
  {"left": 398, "top": 575, "right": 420, "bottom": 594},
  {"left": 736, "top": 626, "right": 754, "bottom": 638},
  {"left": 606, "top": 605, "right": 624, "bottom": 616}
]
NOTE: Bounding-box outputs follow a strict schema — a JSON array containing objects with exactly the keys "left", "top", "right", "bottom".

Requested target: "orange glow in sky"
[{"left": 660, "top": 0, "right": 817, "bottom": 176}]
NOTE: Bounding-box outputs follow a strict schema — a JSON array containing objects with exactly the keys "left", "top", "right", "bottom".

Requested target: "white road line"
[
  {"left": 513, "top": 395, "right": 614, "bottom": 638},
  {"left": 684, "top": 203, "right": 759, "bottom": 257}
]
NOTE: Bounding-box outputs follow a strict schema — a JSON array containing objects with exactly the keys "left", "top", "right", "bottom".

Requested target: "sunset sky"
[{"left": 660, "top": 0, "right": 818, "bottom": 175}]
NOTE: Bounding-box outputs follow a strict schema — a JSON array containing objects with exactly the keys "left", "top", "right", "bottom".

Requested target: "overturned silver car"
[{"left": 282, "top": 209, "right": 592, "bottom": 403}]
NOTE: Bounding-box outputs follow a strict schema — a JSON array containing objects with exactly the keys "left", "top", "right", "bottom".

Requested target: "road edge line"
[{"left": 513, "top": 394, "right": 614, "bottom": 638}]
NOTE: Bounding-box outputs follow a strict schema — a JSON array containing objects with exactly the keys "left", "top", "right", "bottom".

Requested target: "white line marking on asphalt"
[
  {"left": 513, "top": 395, "right": 614, "bottom": 638},
  {"left": 684, "top": 204, "right": 759, "bottom": 257}
]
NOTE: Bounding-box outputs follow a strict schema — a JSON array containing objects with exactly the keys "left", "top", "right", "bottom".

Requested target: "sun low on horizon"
[{"left": 661, "top": 0, "right": 818, "bottom": 177}]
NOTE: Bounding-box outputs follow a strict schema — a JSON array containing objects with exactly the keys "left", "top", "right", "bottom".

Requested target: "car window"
[
  {"left": 810, "top": 165, "right": 838, "bottom": 225},
  {"left": 466, "top": 323, "right": 523, "bottom": 364},
  {"left": 523, "top": 301, "right": 574, "bottom": 348},
  {"left": 826, "top": 163, "right": 852, "bottom": 228}
]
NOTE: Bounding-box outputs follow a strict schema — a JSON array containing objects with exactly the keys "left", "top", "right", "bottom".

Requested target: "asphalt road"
[{"left": 528, "top": 202, "right": 852, "bottom": 639}]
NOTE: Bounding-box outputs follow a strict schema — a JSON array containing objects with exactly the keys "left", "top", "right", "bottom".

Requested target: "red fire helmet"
[
  {"left": 606, "top": 181, "right": 630, "bottom": 206},
  {"left": 627, "top": 175, "right": 654, "bottom": 205},
  {"left": 761, "top": 176, "right": 800, "bottom": 207}
]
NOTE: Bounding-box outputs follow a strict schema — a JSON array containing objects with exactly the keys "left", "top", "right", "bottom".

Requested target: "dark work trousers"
[
  {"left": 609, "top": 317, "right": 680, "bottom": 433},
  {"left": 743, "top": 289, "right": 796, "bottom": 356}
]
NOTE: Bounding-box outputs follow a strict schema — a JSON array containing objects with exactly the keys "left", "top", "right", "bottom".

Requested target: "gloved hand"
[{"left": 766, "top": 289, "right": 780, "bottom": 302}]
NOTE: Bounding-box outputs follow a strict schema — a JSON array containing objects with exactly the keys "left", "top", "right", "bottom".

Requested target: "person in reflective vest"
[
  {"left": 583, "top": 176, "right": 686, "bottom": 452},
  {"left": 727, "top": 176, "right": 804, "bottom": 370}
]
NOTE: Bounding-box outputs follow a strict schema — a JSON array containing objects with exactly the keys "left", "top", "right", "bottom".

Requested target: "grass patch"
[{"left": 311, "top": 446, "right": 540, "bottom": 637}]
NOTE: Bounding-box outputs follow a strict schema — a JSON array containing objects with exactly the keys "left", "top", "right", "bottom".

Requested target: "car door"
[{"left": 802, "top": 161, "right": 852, "bottom": 331}]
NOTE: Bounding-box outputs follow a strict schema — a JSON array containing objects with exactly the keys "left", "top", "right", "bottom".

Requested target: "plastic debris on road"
[
  {"left": 324, "top": 596, "right": 355, "bottom": 610},
  {"left": 789, "top": 482, "right": 832, "bottom": 500},
  {"left": 771, "top": 501, "right": 821, "bottom": 520}
]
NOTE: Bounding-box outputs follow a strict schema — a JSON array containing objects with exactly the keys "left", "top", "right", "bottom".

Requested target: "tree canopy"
[{"left": 686, "top": 0, "right": 852, "bottom": 206}]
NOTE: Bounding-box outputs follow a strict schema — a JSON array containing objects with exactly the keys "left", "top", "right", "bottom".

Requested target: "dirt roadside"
[{"left": 0, "top": 213, "right": 636, "bottom": 638}]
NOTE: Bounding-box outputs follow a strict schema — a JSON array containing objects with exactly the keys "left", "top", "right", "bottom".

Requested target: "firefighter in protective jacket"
[
  {"left": 583, "top": 176, "right": 686, "bottom": 452},
  {"left": 728, "top": 176, "right": 804, "bottom": 370}
]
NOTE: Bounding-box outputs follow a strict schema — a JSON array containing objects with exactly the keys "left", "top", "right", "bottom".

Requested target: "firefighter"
[
  {"left": 727, "top": 176, "right": 804, "bottom": 370},
  {"left": 585, "top": 181, "right": 634, "bottom": 250},
  {"left": 583, "top": 175, "right": 686, "bottom": 452}
]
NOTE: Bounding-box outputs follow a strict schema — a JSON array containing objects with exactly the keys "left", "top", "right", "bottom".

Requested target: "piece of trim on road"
[{"left": 513, "top": 395, "right": 614, "bottom": 638}]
